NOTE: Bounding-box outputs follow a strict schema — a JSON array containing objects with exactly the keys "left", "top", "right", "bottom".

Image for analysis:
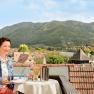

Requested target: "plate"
[{"left": 11, "top": 79, "right": 26, "bottom": 83}]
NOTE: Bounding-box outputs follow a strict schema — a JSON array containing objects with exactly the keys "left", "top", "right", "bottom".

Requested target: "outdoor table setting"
[
  {"left": 12, "top": 64, "right": 62, "bottom": 94},
  {"left": 12, "top": 77, "right": 62, "bottom": 94},
  {"left": 24, "top": 79, "right": 62, "bottom": 94}
]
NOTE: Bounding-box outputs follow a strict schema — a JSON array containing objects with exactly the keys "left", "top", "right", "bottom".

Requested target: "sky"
[{"left": 0, "top": 0, "right": 94, "bottom": 29}]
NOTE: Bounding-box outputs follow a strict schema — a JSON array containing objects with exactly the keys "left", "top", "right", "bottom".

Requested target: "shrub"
[
  {"left": 46, "top": 54, "right": 66, "bottom": 64},
  {"left": 18, "top": 44, "right": 30, "bottom": 52}
]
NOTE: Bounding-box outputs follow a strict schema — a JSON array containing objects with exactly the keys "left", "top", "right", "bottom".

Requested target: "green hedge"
[{"left": 46, "top": 54, "right": 66, "bottom": 64}]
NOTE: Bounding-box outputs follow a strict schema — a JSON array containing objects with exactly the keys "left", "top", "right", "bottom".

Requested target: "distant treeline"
[{"left": 0, "top": 20, "right": 94, "bottom": 48}]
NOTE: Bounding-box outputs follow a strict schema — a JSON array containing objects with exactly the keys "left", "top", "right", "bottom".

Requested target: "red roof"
[{"left": 69, "top": 64, "right": 94, "bottom": 94}]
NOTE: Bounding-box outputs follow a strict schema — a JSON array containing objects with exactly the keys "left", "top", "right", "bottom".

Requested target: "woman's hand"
[{"left": 2, "top": 79, "right": 9, "bottom": 85}]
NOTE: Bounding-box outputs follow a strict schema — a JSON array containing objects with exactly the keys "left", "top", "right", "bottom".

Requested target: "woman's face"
[{"left": 0, "top": 41, "right": 11, "bottom": 55}]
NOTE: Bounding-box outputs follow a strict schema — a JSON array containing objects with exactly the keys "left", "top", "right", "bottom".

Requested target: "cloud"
[
  {"left": 24, "top": 0, "right": 58, "bottom": 12},
  {"left": 25, "top": 3, "right": 39, "bottom": 11},
  {"left": 64, "top": 13, "right": 94, "bottom": 23},
  {"left": 36, "top": 10, "right": 94, "bottom": 23},
  {"left": 68, "top": 0, "right": 87, "bottom": 10},
  {"left": 42, "top": 0, "right": 58, "bottom": 9},
  {"left": 0, "top": 0, "right": 94, "bottom": 28},
  {"left": 22, "top": 0, "right": 41, "bottom": 12}
]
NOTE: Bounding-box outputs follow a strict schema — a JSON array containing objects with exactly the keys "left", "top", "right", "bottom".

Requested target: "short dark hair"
[{"left": 0, "top": 37, "right": 11, "bottom": 46}]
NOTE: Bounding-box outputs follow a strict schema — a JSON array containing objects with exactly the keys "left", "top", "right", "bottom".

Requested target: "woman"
[{"left": 0, "top": 37, "right": 14, "bottom": 94}]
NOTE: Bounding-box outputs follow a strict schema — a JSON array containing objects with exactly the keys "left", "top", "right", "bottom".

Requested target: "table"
[{"left": 14, "top": 79, "right": 62, "bottom": 94}]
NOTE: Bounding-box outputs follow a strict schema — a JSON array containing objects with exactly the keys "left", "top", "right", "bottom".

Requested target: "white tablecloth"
[{"left": 14, "top": 79, "right": 62, "bottom": 94}]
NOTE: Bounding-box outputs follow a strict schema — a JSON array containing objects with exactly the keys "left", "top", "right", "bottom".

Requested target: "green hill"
[{"left": 0, "top": 20, "right": 94, "bottom": 48}]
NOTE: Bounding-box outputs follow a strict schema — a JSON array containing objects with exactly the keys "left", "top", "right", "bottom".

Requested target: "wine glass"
[{"left": 32, "top": 64, "right": 40, "bottom": 81}]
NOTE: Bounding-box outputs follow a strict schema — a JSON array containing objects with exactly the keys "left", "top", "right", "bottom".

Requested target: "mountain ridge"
[{"left": 0, "top": 20, "right": 94, "bottom": 48}]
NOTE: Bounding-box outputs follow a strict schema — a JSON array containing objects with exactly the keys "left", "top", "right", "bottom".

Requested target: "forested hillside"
[{"left": 0, "top": 20, "right": 94, "bottom": 48}]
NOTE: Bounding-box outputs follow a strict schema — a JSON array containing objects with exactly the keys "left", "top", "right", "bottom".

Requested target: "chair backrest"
[
  {"left": 49, "top": 75, "right": 79, "bottom": 94},
  {"left": 59, "top": 76, "right": 80, "bottom": 94},
  {"left": 49, "top": 75, "right": 66, "bottom": 94}
]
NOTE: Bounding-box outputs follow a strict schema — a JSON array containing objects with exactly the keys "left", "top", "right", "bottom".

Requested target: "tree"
[{"left": 18, "top": 44, "right": 30, "bottom": 52}]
